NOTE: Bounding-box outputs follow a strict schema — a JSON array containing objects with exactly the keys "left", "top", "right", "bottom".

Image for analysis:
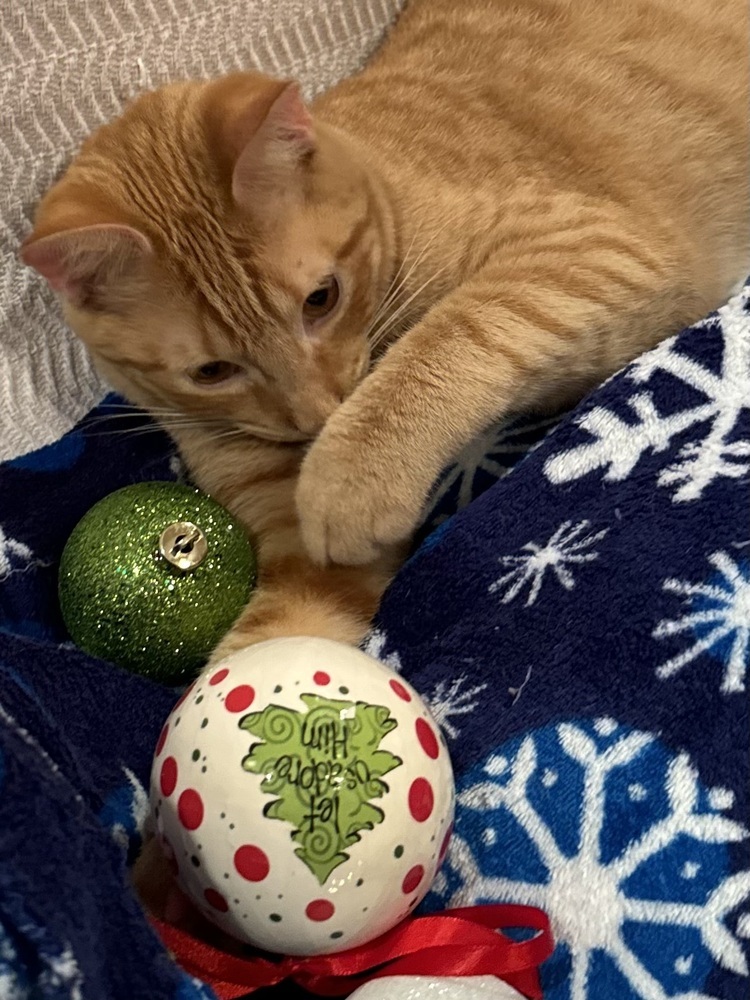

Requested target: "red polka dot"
[
  {"left": 305, "top": 899, "right": 335, "bottom": 921},
  {"left": 160, "top": 756, "right": 178, "bottom": 797},
  {"left": 401, "top": 865, "right": 425, "bottom": 895},
  {"left": 234, "top": 845, "right": 270, "bottom": 882},
  {"left": 408, "top": 778, "right": 434, "bottom": 822},
  {"left": 389, "top": 679, "right": 411, "bottom": 702},
  {"left": 174, "top": 682, "right": 195, "bottom": 709},
  {"left": 313, "top": 671, "right": 330, "bottom": 686},
  {"left": 155, "top": 723, "right": 169, "bottom": 756},
  {"left": 204, "top": 888, "right": 229, "bottom": 912},
  {"left": 415, "top": 719, "right": 439, "bottom": 759},
  {"left": 178, "top": 788, "right": 204, "bottom": 830},
  {"left": 225, "top": 685, "right": 255, "bottom": 712},
  {"left": 438, "top": 823, "right": 454, "bottom": 865},
  {"left": 210, "top": 668, "right": 229, "bottom": 686}
]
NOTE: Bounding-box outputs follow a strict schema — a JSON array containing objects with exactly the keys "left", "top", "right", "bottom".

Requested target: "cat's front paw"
[{"left": 296, "top": 414, "right": 425, "bottom": 565}]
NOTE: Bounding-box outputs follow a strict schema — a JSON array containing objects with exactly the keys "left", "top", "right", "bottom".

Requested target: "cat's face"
[{"left": 22, "top": 74, "right": 393, "bottom": 442}]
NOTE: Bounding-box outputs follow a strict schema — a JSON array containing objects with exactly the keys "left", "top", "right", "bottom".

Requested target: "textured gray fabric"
[{"left": 1, "top": 0, "right": 403, "bottom": 460}]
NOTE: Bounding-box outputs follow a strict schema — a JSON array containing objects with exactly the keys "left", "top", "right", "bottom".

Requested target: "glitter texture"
[{"left": 58, "top": 482, "right": 256, "bottom": 683}]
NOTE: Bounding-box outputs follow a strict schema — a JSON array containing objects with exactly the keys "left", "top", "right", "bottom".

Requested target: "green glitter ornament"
[{"left": 58, "top": 481, "right": 256, "bottom": 684}]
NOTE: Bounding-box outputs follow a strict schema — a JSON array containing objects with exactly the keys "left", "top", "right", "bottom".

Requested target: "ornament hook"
[{"left": 159, "top": 521, "right": 208, "bottom": 572}]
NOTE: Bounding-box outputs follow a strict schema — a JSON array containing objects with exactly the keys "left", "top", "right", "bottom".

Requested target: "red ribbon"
[{"left": 152, "top": 904, "right": 553, "bottom": 999}]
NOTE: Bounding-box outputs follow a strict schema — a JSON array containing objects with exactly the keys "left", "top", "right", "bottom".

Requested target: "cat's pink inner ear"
[
  {"left": 21, "top": 224, "right": 152, "bottom": 304},
  {"left": 232, "top": 83, "right": 315, "bottom": 205},
  {"left": 265, "top": 83, "right": 315, "bottom": 150}
]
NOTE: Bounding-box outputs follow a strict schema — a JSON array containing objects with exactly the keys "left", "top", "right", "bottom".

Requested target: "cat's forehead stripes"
[
  {"left": 73, "top": 80, "right": 378, "bottom": 357},
  {"left": 336, "top": 210, "right": 376, "bottom": 263},
  {"left": 82, "top": 86, "right": 274, "bottom": 348},
  {"left": 94, "top": 349, "right": 167, "bottom": 373}
]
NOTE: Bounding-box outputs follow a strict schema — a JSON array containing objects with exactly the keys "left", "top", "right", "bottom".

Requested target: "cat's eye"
[
  {"left": 190, "top": 361, "right": 243, "bottom": 385},
  {"left": 303, "top": 276, "right": 340, "bottom": 322}
]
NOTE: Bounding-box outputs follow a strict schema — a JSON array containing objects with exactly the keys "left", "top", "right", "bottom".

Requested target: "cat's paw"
[{"left": 296, "top": 415, "right": 425, "bottom": 565}]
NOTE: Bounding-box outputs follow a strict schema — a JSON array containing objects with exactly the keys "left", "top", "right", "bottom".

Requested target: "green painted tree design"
[{"left": 241, "top": 694, "right": 402, "bottom": 884}]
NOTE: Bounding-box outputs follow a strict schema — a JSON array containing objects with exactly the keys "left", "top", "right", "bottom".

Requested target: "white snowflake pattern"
[
  {"left": 110, "top": 767, "right": 150, "bottom": 850},
  {"left": 361, "top": 632, "right": 487, "bottom": 739},
  {"left": 37, "top": 945, "right": 84, "bottom": 1000},
  {"left": 0, "top": 524, "right": 46, "bottom": 581},
  {"left": 435, "top": 722, "right": 750, "bottom": 1000},
  {"left": 425, "top": 415, "right": 559, "bottom": 521},
  {"left": 423, "top": 675, "right": 488, "bottom": 740},
  {"left": 489, "top": 519, "right": 608, "bottom": 607},
  {"left": 544, "top": 285, "right": 750, "bottom": 501},
  {"left": 361, "top": 629, "right": 404, "bottom": 673},
  {"left": 653, "top": 550, "right": 750, "bottom": 695},
  {"left": 0, "top": 929, "right": 24, "bottom": 1000},
  {"left": 0, "top": 936, "right": 85, "bottom": 1000}
]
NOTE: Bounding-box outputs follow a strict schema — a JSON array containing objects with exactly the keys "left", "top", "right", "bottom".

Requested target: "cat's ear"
[
  {"left": 21, "top": 224, "right": 152, "bottom": 307},
  {"left": 231, "top": 82, "right": 315, "bottom": 206}
]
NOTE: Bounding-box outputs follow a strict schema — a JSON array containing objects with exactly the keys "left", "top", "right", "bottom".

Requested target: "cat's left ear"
[
  {"left": 21, "top": 223, "right": 153, "bottom": 308},
  {"left": 231, "top": 82, "right": 315, "bottom": 206}
]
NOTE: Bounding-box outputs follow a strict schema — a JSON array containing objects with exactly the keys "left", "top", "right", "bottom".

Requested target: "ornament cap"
[{"left": 159, "top": 521, "right": 208, "bottom": 572}]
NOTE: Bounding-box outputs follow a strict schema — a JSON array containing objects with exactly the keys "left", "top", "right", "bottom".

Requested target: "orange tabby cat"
[{"left": 22, "top": 0, "right": 748, "bottom": 666}]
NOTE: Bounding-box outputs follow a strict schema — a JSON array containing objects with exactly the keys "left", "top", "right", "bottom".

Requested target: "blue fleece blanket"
[{"left": 1, "top": 282, "right": 748, "bottom": 1000}]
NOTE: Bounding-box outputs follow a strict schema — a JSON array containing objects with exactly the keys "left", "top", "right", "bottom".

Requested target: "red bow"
[{"left": 152, "top": 904, "right": 553, "bottom": 999}]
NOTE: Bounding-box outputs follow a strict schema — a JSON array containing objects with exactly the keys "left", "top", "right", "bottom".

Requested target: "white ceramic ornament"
[
  {"left": 348, "top": 977, "right": 526, "bottom": 1000},
  {"left": 151, "top": 636, "right": 455, "bottom": 956}
]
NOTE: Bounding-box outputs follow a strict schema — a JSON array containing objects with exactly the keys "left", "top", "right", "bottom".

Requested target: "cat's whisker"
[
  {"left": 83, "top": 413, "right": 167, "bottom": 425},
  {"left": 83, "top": 414, "right": 225, "bottom": 432},
  {"left": 363, "top": 226, "right": 425, "bottom": 339},
  {"left": 85, "top": 407, "right": 198, "bottom": 426},
  {"left": 85, "top": 408, "right": 309, "bottom": 446},
  {"left": 362, "top": 223, "right": 443, "bottom": 342},
  {"left": 97, "top": 404, "right": 242, "bottom": 429},
  {"left": 369, "top": 263, "right": 452, "bottom": 351},
  {"left": 96, "top": 403, "right": 188, "bottom": 417},
  {"left": 364, "top": 219, "right": 454, "bottom": 350},
  {"left": 83, "top": 425, "right": 178, "bottom": 439},
  {"left": 85, "top": 412, "right": 236, "bottom": 436}
]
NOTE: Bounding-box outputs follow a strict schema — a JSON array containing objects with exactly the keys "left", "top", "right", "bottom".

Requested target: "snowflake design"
[
  {"left": 424, "top": 415, "right": 558, "bottom": 526},
  {"left": 0, "top": 524, "right": 46, "bottom": 581},
  {"left": 361, "top": 633, "right": 486, "bottom": 739},
  {"left": 0, "top": 928, "right": 24, "bottom": 1000},
  {"left": 361, "top": 628, "right": 404, "bottom": 673},
  {"left": 429, "top": 720, "right": 750, "bottom": 1000},
  {"left": 423, "top": 675, "right": 488, "bottom": 740},
  {"left": 101, "top": 766, "right": 150, "bottom": 851},
  {"left": 544, "top": 285, "right": 750, "bottom": 501},
  {"left": 37, "top": 945, "right": 84, "bottom": 1000},
  {"left": 489, "top": 519, "right": 608, "bottom": 606},
  {"left": 654, "top": 551, "right": 750, "bottom": 695},
  {"left": 0, "top": 933, "right": 84, "bottom": 1000}
]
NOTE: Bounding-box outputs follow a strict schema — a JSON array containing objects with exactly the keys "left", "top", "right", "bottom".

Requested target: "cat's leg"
[
  {"left": 297, "top": 219, "right": 723, "bottom": 565},
  {"left": 208, "top": 549, "right": 397, "bottom": 662},
  {"left": 173, "top": 433, "right": 401, "bottom": 663}
]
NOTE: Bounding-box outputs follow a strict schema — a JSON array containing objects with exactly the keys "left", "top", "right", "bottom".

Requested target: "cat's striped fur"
[{"left": 23, "top": 0, "right": 748, "bottom": 666}]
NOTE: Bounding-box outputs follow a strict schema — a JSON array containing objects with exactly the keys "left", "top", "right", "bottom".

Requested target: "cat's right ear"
[
  {"left": 20, "top": 224, "right": 152, "bottom": 308},
  {"left": 228, "top": 81, "right": 315, "bottom": 208}
]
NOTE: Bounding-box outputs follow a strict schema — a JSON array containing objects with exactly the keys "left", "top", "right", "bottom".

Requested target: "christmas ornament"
[
  {"left": 59, "top": 481, "right": 255, "bottom": 683},
  {"left": 348, "top": 975, "right": 527, "bottom": 999},
  {"left": 151, "top": 637, "right": 455, "bottom": 956}
]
